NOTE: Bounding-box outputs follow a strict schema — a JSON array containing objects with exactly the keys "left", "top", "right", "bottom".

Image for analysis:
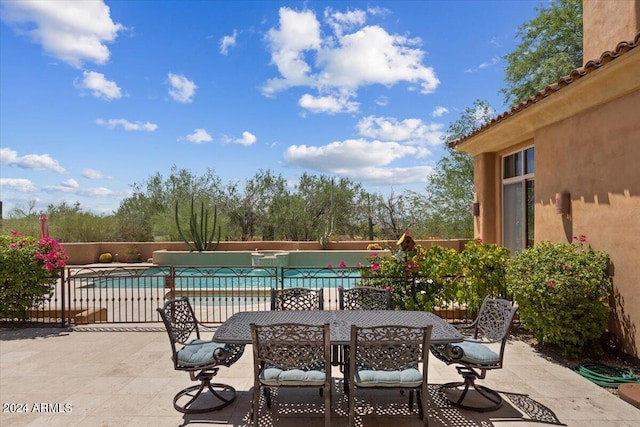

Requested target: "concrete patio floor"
[{"left": 1, "top": 325, "right": 638, "bottom": 427}]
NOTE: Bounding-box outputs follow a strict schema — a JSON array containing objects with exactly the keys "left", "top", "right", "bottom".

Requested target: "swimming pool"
[{"left": 85, "top": 266, "right": 361, "bottom": 290}]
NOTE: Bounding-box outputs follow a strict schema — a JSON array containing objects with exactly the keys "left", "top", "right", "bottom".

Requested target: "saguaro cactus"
[{"left": 175, "top": 197, "right": 221, "bottom": 252}]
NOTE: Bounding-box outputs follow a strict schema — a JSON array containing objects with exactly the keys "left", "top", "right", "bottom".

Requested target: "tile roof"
[{"left": 450, "top": 32, "right": 640, "bottom": 148}]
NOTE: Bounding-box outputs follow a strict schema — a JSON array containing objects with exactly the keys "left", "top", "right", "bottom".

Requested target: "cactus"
[{"left": 175, "top": 197, "right": 221, "bottom": 252}]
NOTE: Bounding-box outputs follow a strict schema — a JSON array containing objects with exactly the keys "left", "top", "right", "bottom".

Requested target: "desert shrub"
[
  {"left": 506, "top": 237, "right": 611, "bottom": 358},
  {"left": 359, "top": 239, "right": 508, "bottom": 313},
  {"left": 0, "top": 232, "right": 68, "bottom": 321},
  {"left": 458, "top": 239, "right": 511, "bottom": 315}
]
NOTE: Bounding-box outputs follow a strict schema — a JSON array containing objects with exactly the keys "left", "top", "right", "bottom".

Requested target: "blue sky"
[{"left": 0, "top": 0, "right": 541, "bottom": 215}]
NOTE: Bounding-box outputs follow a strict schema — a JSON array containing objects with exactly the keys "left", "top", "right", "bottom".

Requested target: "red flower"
[
  {"left": 338, "top": 261, "right": 347, "bottom": 268},
  {"left": 563, "top": 264, "right": 570, "bottom": 271},
  {"left": 327, "top": 263, "right": 333, "bottom": 269},
  {"left": 547, "top": 281, "right": 555, "bottom": 289},
  {"left": 371, "top": 263, "right": 380, "bottom": 271}
]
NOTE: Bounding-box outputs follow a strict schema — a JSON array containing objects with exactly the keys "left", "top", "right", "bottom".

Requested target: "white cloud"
[
  {"left": 262, "top": 7, "right": 439, "bottom": 106},
  {"left": 235, "top": 131, "right": 257, "bottom": 146},
  {"left": 81, "top": 187, "right": 113, "bottom": 197},
  {"left": 262, "top": 7, "right": 321, "bottom": 96},
  {"left": 0, "top": 0, "right": 124, "bottom": 68},
  {"left": 357, "top": 116, "right": 444, "bottom": 145},
  {"left": 220, "top": 30, "right": 237, "bottom": 55},
  {"left": 0, "top": 178, "right": 37, "bottom": 193},
  {"left": 181, "top": 128, "right": 212, "bottom": 144},
  {"left": 284, "top": 139, "right": 433, "bottom": 185},
  {"left": 298, "top": 93, "right": 359, "bottom": 114},
  {"left": 82, "top": 168, "right": 107, "bottom": 179},
  {"left": 76, "top": 71, "right": 122, "bottom": 100},
  {"left": 96, "top": 118, "right": 158, "bottom": 131},
  {"left": 375, "top": 96, "right": 388, "bottom": 107},
  {"left": 62, "top": 178, "right": 79, "bottom": 189},
  {"left": 465, "top": 56, "right": 500, "bottom": 73},
  {"left": 0, "top": 147, "right": 66, "bottom": 173},
  {"left": 167, "top": 73, "right": 197, "bottom": 103},
  {"left": 43, "top": 183, "right": 113, "bottom": 196},
  {"left": 324, "top": 7, "right": 367, "bottom": 37},
  {"left": 432, "top": 106, "right": 449, "bottom": 117}
]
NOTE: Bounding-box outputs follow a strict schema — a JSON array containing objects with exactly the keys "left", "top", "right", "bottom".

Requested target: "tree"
[
  {"left": 372, "top": 191, "right": 417, "bottom": 240},
  {"left": 222, "top": 170, "right": 287, "bottom": 241},
  {"left": 116, "top": 166, "right": 223, "bottom": 241},
  {"left": 501, "top": 0, "right": 583, "bottom": 106},
  {"left": 424, "top": 100, "right": 495, "bottom": 239}
]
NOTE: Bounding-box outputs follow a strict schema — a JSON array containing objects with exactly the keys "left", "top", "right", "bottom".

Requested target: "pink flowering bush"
[
  {"left": 358, "top": 239, "right": 510, "bottom": 314},
  {"left": 506, "top": 237, "right": 611, "bottom": 357},
  {"left": 0, "top": 232, "right": 68, "bottom": 321},
  {"left": 359, "top": 243, "right": 462, "bottom": 311}
]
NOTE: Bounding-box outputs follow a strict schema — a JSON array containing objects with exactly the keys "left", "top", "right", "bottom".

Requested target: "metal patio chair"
[
  {"left": 270, "top": 287, "right": 324, "bottom": 310},
  {"left": 250, "top": 322, "right": 332, "bottom": 427},
  {"left": 430, "top": 296, "right": 518, "bottom": 411},
  {"left": 338, "top": 285, "right": 391, "bottom": 310},
  {"left": 336, "top": 286, "right": 392, "bottom": 373},
  {"left": 157, "top": 297, "right": 245, "bottom": 414},
  {"left": 348, "top": 324, "right": 433, "bottom": 427}
]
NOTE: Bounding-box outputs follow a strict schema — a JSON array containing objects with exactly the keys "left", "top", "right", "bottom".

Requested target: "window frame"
[{"left": 501, "top": 146, "right": 534, "bottom": 253}]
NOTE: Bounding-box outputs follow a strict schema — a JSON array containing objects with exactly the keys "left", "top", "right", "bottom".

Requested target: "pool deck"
[{"left": 1, "top": 325, "right": 638, "bottom": 427}]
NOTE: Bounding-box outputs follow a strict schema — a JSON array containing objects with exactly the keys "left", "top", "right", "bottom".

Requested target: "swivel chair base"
[
  {"left": 440, "top": 367, "right": 502, "bottom": 412},
  {"left": 173, "top": 371, "right": 237, "bottom": 414}
]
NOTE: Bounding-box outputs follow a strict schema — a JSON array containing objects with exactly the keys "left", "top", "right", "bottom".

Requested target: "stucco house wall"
[
  {"left": 583, "top": 0, "right": 640, "bottom": 62},
  {"left": 454, "top": 1, "right": 640, "bottom": 358},
  {"left": 534, "top": 91, "right": 640, "bottom": 357}
]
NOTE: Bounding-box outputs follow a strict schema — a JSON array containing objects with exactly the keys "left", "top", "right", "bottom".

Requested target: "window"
[{"left": 502, "top": 148, "right": 534, "bottom": 253}]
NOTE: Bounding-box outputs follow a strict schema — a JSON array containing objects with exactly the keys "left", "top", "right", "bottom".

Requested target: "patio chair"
[
  {"left": 336, "top": 286, "right": 391, "bottom": 372},
  {"left": 270, "top": 287, "right": 324, "bottom": 310},
  {"left": 157, "top": 297, "right": 245, "bottom": 414},
  {"left": 338, "top": 285, "right": 391, "bottom": 310},
  {"left": 348, "top": 324, "right": 433, "bottom": 427},
  {"left": 430, "top": 296, "right": 518, "bottom": 412},
  {"left": 250, "top": 322, "right": 332, "bottom": 427}
]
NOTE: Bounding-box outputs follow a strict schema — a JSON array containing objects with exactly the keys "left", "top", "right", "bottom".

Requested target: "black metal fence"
[{"left": 8, "top": 265, "right": 470, "bottom": 326}]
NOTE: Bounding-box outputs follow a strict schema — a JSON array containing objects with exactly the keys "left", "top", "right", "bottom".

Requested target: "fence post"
[{"left": 61, "top": 268, "right": 66, "bottom": 327}]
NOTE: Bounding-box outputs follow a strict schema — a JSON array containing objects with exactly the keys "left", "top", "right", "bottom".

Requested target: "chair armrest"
[{"left": 196, "top": 320, "right": 219, "bottom": 332}]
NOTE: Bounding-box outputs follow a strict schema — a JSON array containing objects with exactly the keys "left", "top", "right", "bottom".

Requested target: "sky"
[{"left": 0, "top": 0, "right": 542, "bottom": 216}]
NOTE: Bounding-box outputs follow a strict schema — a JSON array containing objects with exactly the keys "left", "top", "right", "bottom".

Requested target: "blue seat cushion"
[
  {"left": 454, "top": 341, "right": 499, "bottom": 364},
  {"left": 354, "top": 368, "right": 423, "bottom": 387},
  {"left": 260, "top": 368, "right": 326, "bottom": 386},
  {"left": 176, "top": 339, "right": 228, "bottom": 367}
]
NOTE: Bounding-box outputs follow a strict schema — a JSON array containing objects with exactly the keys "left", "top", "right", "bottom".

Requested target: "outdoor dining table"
[
  {"left": 213, "top": 309, "right": 464, "bottom": 399},
  {"left": 213, "top": 309, "right": 463, "bottom": 346}
]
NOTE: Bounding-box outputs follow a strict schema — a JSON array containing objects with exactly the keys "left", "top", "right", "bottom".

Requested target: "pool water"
[{"left": 87, "top": 266, "right": 361, "bottom": 290}]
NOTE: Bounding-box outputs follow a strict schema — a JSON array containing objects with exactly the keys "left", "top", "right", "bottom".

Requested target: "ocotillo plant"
[{"left": 175, "top": 197, "right": 221, "bottom": 252}]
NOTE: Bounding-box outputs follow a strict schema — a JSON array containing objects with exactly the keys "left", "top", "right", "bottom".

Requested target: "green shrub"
[
  {"left": 0, "top": 232, "right": 68, "bottom": 322},
  {"left": 458, "top": 239, "right": 510, "bottom": 315},
  {"left": 506, "top": 237, "right": 611, "bottom": 358},
  {"left": 358, "top": 239, "right": 508, "bottom": 313},
  {"left": 99, "top": 253, "right": 113, "bottom": 263}
]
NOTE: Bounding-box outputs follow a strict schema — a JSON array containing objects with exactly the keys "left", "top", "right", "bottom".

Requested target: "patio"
[{"left": 1, "top": 325, "right": 638, "bottom": 427}]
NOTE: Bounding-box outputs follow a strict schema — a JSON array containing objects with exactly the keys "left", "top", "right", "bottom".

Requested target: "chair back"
[
  {"left": 473, "top": 297, "right": 518, "bottom": 343},
  {"left": 339, "top": 286, "right": 391, "bottom": 310},
  {"left": 270, "top": 287, "right": 324, "bottom": 310},
  {"left": 157, "top": 297, "right": 200, "bottom": 346},
  {"left": 350, "top": 324, "right": 432, "bottom": 371},
  {"left": 251, "top": 323, "right": 331, "bottom": 372}
]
